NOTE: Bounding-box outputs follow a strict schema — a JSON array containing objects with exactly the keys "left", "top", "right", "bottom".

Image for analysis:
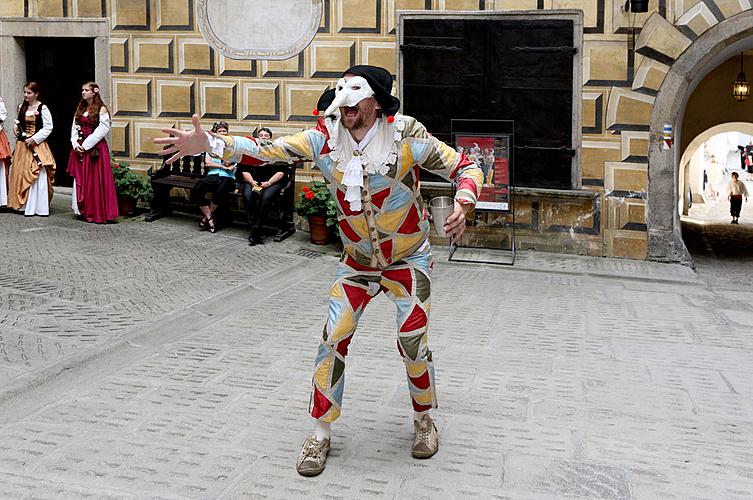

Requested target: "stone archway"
[{"left": 643, "top": 9, "right": 753, "bottom": 262}]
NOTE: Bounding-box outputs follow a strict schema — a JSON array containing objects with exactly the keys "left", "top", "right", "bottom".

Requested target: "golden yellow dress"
[{"left": 7, "top": 109, "right": 56, "bottom": 212}]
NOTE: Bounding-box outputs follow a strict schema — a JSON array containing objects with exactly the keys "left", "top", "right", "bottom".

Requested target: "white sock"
[
  {"left": 413, "top": 410, "right": 431, "bottom": 423},
  {"left": 314, "top": 420, "right": 331, "bottom": 441}
]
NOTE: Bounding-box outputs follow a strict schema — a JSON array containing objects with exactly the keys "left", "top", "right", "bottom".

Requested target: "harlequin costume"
[
  {"left": 7, "top": 102, "right": 55, "bottom": 215},
  {"left": 67, "top": 107, "right": 119, "bottom": 223},
  {"left": 0, "top": 98, "right": 12, "bottom": 207},
  {"left": 208, "top": 65, "right": 483, "bottom": 474}
]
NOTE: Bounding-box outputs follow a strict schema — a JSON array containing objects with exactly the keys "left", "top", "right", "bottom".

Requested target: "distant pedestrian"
[
  {"left": 0, "top": 96, "right": 11, "bottom": 207},
  {"left": 726, "top": 171, "right": 749, "bottom": 224},
  {"left": 7, "top": 82, "right": 55, "bottom": 216},
  {"left": 67, "top": 81, "right": 119, "bottom": 223}
]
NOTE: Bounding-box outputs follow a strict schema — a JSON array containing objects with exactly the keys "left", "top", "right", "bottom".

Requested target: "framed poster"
[
  {"left": 450, "top": 119, "right": 516, "bottom": 265},
  {"left": 455, "top": 134, "right": 511, "bottom": 211}
]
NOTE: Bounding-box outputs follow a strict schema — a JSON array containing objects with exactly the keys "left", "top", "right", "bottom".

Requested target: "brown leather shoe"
[
  {"left": 296, "top": 435, "right": 330, "bottom": 476},
  {"left": 412, "top": 415, "right": 439, "bottom": 458}
]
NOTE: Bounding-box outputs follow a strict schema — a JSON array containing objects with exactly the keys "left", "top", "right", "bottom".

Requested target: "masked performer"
[
  {"left": 67, "top": 81, "right": 119, "bottom": 223},
  {"left": 8, "top": 82, "right": 55, "bottom": 216},
  {"left": 155, "top": 65, "right": 483, "bottom": 476}
]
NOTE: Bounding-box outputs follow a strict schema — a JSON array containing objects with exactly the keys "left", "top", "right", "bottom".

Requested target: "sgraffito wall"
[{"left": 4, "top": 0, "right": 752, "bottom": 259}]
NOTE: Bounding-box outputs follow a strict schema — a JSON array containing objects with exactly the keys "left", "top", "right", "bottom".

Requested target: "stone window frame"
[{"left": 396, "top": 10, "right": 584, "bottom": 191}]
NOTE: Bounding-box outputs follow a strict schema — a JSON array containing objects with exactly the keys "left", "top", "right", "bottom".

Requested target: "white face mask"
[{"left": 324, "top": 76, "right": 375, "bottom": 116}]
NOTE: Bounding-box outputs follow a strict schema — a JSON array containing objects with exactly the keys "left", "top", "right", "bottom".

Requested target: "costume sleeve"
[
  {"left": 212, "top": 129, "right": 323, "bottom": 164},
  {"left": 0, "top": 99, "right": 7, "bottom": 122},
  {"left": 404, "top": 118, "right": 484, "bottom": 206},
  {"left": 31, "top": 105, "right": 53, "bottom": 144},
  {"left": 82, "top": 110, "right": 111, "bottom": 150},
  {"left": 71, "top": 119, "right": 79, "bottom": 148}
]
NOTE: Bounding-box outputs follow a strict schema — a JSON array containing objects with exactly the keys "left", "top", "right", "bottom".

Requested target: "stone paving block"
[
  {"left": 0, "top": 472, "right": 143, "bottom": 500},
  {"left": 632, "top": 470, "right": 753, "bottom": 500},
  {"left": 688, "top": 389, "right": 753, "bottom": 421},
  {"left": 0, "top": 423, "right": 76, "bottom": 473},
  {"left": 502, "top": 455, "right": 632, "bottom": 499},
  {"left": 0, "top": 292, "right": 48, "bottom": 312},
  {"left": 81, "top": 378, "right": 154, "bottom": 403},
  {"left": 588, "top": 312, "right": 696, "bottom": 343},
  {"left": 0, "top": 275, "right": 63, "bottom": 296},
  {"left": 34, "top": 437, "right": 257, "bottom": 498},
  {"left": 0, "top": 329, "right": 81, "bottom": 372},
  {"left": 34, "top": 400, "right": 144, "bottom": 433},
  {"left": 648, "top": 364, "right": 732, "bottom": 393},
  {"left": 584, "top": 381, "right": 695, "bottom": 419},
  {"left": 611, "top": 338, "right": 753, "bottom": 372},
  {"left": 136, "top": 411, "right": 249, "bottom": 449},
  {"left": 719, "top": 370, "right": 753, "bottom": 396},
  {"left": 140, "top": 385, "right": 242, "bottom": 413},
  {"left": 721, "top": 308, "right": 753, "bottom": 327},
  {"left": 551, "top": 358, "right": 652, "bottom": 386}
]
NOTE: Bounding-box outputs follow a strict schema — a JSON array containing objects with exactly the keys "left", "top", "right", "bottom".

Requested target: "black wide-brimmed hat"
[
  {"left": 313, "top": 88, "right": 336, "bottom": 116},
  {"left": 341, "top": 65, "right": 400, "bottom": 117}
]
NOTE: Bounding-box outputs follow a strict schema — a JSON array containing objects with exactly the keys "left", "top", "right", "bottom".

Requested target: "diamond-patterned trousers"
[{"left": 309, "top": 249, "right": 437, "bottom": 423}]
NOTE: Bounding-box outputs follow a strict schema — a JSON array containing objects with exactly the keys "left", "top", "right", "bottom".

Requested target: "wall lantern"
[
  {"left": 624, "top": 0, "right": 649, "bottom": 12},
  {"left": 733, "top": 52, "right": 750, "bottom": 103}
]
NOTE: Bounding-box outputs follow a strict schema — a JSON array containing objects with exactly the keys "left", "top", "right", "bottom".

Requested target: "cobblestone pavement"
[{"left": 1, "top": 193, "right": 753, "bottom": 499}]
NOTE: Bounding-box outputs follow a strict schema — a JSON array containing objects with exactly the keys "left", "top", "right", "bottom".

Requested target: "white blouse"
[{"left": 70, "top": 110, "right": 111, "bottom": 151}]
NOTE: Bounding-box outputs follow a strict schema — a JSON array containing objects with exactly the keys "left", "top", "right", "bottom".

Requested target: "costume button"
[
  {"left": 366, "top": 211, "right": 372, "bottom": 215},
  {"left": 371, "top": 238, "right": 377, "bottom": 242},
  {"left": 375, "top": 249, "right": 381, "bottom": 254},
  {"left": 370, "top": 227, "right": 376, "bottom": 232}
]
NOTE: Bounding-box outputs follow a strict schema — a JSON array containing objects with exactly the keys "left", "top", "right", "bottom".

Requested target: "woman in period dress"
[
  {"left": 67, "top": 81, "right": 119, "bottom": 223},
  {"left": 0, "top": 96, "right": 12, "bottom": 207},
  {"left": 7, "top": 82, "right": 56, "bottom": 216}
]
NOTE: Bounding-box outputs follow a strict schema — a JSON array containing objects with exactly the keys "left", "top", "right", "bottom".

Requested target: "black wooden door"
[
  {"left": 25, "top": 37, "right": 96, "bottom": 188},
  {"left": 402, "top": 18, "right": 576, "bottom": 189}
]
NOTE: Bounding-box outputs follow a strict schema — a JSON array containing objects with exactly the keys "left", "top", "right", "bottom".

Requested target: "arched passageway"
[{"left": 647, "top": 10, "right": 753, "bottom": 262}]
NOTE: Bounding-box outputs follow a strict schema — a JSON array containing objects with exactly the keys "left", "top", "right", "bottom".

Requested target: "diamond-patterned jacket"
[{"left": 218, "top": 115, "right": 484, "bottom": 269}]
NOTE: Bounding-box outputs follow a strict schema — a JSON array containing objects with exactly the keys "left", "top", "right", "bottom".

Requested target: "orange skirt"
[
  {"left": 7, "top": 139, "right": 56, "bottom": 210},
  {"left": 0, "top": 130, "right": 11, "bottom": 160}
]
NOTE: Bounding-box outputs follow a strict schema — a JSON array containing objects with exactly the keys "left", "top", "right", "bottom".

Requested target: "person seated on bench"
[
  {"left": 190, "top": 121, "right": 236, "bottom": 233},
  {"left": 237, "top": 127, "right": 288, "bottom": 245}
]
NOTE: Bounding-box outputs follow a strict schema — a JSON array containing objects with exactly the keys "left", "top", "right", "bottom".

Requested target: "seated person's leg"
[{"left": 257, "top": 182, "right": 284, "bottom": 231}]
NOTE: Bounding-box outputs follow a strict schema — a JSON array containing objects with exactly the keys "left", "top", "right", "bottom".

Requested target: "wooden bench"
[{"left": 145, "top": 154, "right": 297, "bottom": 242}]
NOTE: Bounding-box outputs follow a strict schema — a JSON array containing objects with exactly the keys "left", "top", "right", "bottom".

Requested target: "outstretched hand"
[{"left": 153, "top": 114, "right": 211, "bottom": 164}]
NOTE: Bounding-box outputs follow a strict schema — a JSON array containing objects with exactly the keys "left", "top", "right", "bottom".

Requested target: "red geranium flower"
[
  {"left": 302, "top": 186, "right": 310, "bottom": 192},
  {"left": 305, "top": 190, "right": 315, "bottom": 200}
]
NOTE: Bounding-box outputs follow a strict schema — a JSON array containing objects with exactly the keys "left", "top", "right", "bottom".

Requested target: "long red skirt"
[{"left": 67, "top": 140, "right": 119, "bottom": 223}]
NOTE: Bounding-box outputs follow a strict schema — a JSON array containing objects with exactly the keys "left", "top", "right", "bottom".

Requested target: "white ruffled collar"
[{"left": 325, "top": 115, "right": 405, "bottom": 212}]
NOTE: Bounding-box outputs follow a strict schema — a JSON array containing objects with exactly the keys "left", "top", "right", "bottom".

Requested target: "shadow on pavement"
[{"left": 683, "top": 219, "right": 753, "bottom": 257}]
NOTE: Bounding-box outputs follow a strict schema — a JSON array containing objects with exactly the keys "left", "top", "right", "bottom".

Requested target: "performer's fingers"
[
  {"left": 154, "top": 132, "right": 180, "bottom": 144},
  {"left": 166, "top": 152, "right": 182, "bottom": 164},
  {"left": 192, "top": 114, "right": 202, "bottom": 131},
  {"left": 159, "top": 146, "right": 179, "bottom": 157}
]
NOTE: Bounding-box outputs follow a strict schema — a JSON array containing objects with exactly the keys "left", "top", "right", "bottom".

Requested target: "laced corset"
[
  {"left": 78, "top": 114, "right": 95, "bottom": 138},
  {"left": 24, "top": 113, "right": 37, "bottom": 135}
]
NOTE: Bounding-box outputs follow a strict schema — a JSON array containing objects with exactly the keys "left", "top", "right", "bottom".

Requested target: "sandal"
[
  {"left": 207, "top": 217, "right": 216, "bottom": 233},
  {"left": 198, "top": 216, "right": 209, "bottom": 230}
]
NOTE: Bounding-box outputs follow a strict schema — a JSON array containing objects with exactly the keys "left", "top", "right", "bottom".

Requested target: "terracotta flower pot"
[
  {"left": 117, "top": 195, "right": 138, "bottom": 216},
  {"left": 308, "top": 214, "right": 333, "bottom": 245}
]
